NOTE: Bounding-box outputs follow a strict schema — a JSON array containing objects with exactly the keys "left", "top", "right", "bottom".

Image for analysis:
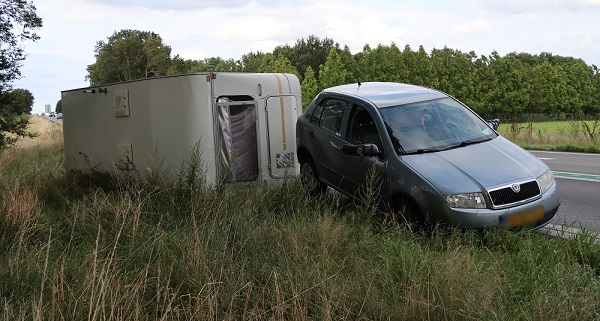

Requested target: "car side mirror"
[
  {"left": 360, "top": 143, "right": 381, "bottom": 157},
  {"left": 342, "top": 143, "right": 382, "bottom": 157},
  {"left": 487, "top": 118, "right": 500, "bottom": 130},
  {"left": 342, "top": 143, "right": 381, "bottom": 157},
  {"left": 342, "top": 144, "right": 360, "bottom": 155}
]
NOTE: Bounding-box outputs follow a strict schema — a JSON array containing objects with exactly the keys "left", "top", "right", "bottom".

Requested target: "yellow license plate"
[{"left": 505, "top": 207, "right": 545, "bottom": 228}]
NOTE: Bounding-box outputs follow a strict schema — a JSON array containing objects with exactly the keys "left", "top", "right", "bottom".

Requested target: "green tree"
[
  {"left": 563, "top": 59, "right": 596, "bottom": 115},
  {"left": 273, "top": 35, "right": 339, "bottom": 79},
  {"left": 86, "top": 29, "right": 172, "bottom": 85},
  {"left": 55, "top": 99, "right": 62, "bottom": 113},
  {"left": 3, "top": 88, "right": 33, "bottom": 114},
  {"left": 403, "top": 45, "right": 435, "bottom": 87},
  {"left": 592, "top": 65, "right": 600, "bottom": 115},
  {"left": 384, "top": 43, "right": 410, "bottom": 83},
  {"left": 532, "top": 61, "right": 569, "bottom": 115},
  {"left": 0, "top": 0, "right": 42, "bottom": 148},
  {"left": 301, "top": 66, "right": 319, "bottom": 110},
  {"left": 471, "top": 54, "right": 497, "bottom": 117},
  {"left": 1, "top": 0, "right": 43, "bottom": 94},
  {"left": 0, "top": 88, "right": 36, "bottom": 147},
  {"left": 339, "top": 45, "right": 358, "bottom": 82},
  {"left": 488, "top": 53, "right": 532, "bottom": 117},
  {"left": 258, "top": 53, "right": 300, "bottom": 77},
  {"left": 241, "top": 51, "right": 266, "bottom": 72},
  {"left": 353, "top": 44, "right": 373, "bottom": 81},
  {"left": 430, "top": 47, "right": 478, "bottom": 106},
  {"left": 166, "top": 54, "right": 187, "bottom": 75},
  {"left": 355, "top": 43, "right": 407, "bottom": 83},
  {"left": 185, "top": 57, "right": 243, "bottom": 73},
  {"left": 318, "top": 49, "right": 352, "bottom": 89}
]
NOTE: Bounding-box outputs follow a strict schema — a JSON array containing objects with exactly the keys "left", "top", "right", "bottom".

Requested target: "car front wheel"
[{"left": 392, "top": 197, "right": 425, "bottom": 228}]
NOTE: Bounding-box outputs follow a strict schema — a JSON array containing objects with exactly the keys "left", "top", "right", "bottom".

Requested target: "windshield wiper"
[
  {"left": 384, "top": 121, "right": 406, "bottom": 155},
  {"left": 405, "top": 148, "right": 441, "bottom": 155},
  {"left": 442, "top": 137, "right": 492, "bottom": 151}
]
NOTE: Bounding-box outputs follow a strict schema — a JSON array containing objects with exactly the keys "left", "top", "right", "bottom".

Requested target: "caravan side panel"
[{"left": 62, "top": 74, "right": 218, "bottom": 184}]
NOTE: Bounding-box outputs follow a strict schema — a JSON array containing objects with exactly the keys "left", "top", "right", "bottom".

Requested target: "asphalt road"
[
  {"left": 530, "top": 151, "right": 600, "bottom": 233},
  {"left": 43, "top": 115, "right": 62, "bottom": 124}
]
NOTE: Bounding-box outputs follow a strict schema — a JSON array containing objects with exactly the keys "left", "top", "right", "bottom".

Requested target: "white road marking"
[{"left": 540, "top": 223, "right": 600, "bottom": 244}]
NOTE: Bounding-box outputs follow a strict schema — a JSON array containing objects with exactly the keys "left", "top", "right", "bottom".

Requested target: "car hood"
[{"left": 401, "top": 136, "right": 549, "bottom": 195}]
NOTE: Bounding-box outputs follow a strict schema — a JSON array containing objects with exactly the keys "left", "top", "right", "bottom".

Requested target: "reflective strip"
[
  {"left": 553, "top": 171, "right": 600, "bottom": 182},
  {"left": 274, "top": 74, "right": 287, "bottom": 150}
]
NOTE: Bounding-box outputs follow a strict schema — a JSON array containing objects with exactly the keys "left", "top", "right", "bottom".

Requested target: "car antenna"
[{"left": 356, "top": 77, "right": 361, "bottom": 93}]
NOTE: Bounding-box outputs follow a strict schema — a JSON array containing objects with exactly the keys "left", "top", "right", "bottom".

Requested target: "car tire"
[
  {"left": 392, "top": 197, "right": 425, "bottom": 228},
  {"left": 300, "top": 156, "right": 326, "bottom": 196}
]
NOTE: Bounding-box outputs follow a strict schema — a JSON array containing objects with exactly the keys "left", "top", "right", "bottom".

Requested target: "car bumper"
[{"left": 426, "top": 182, "right": 560, "bottom": 230}]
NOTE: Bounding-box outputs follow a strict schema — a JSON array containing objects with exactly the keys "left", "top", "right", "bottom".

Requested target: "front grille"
[{"left": 489, "top": 180, "right": 540, "bottom": 207}]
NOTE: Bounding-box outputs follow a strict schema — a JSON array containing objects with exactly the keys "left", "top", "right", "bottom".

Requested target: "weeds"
[
  {"left": 356, "top": 163, "right": 383, "bottom": 220},
  {"left": 581, "top": 115, "right": 600, "bottom": 142}
]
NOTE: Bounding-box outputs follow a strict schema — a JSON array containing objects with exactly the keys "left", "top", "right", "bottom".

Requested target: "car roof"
[{"left": 322, "top": 82, "right": 448, "bottom": 108}]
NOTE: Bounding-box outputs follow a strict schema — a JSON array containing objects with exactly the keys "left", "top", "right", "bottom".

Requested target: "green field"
[
  {"left": 498, "top": 119, "right": 600, "bottom": 153},
  {"left": 498, "top": 120, "right": 598, "bottom": 134}
]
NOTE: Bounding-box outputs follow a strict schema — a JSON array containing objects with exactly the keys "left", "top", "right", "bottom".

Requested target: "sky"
[{"left": 11, "top": 0, "right": 600, "bottom": 114}]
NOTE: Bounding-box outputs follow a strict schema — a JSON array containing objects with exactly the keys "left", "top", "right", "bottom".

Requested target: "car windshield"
[{"left": 379, "top": 97, "right": 498, "bottom": 155}]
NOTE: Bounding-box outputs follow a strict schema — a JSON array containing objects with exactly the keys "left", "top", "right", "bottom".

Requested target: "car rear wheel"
[{"left": 300, "top": 156, "right": 326, "bottom": 196}]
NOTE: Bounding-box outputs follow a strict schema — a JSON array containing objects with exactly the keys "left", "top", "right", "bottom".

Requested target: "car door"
[
  {"left": 338, "top": 104, "right": 389, "bottom": 201},
  {"left": 305, "top": 97, "right": 349, "bottom": 188}
]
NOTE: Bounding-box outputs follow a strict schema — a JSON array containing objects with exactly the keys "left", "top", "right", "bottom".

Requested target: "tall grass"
[{"left": 1, "top": 116, "right": 600, "bottom": 320}]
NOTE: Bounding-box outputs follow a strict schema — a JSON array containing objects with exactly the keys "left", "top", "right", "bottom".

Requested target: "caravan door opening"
[{"left": 217, "top": 98, "right": 259, "bottom": 182}]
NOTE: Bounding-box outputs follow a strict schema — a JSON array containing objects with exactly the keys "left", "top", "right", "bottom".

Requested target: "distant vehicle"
[
  {"left": 49, "top": 112, "right": 56, "bottom": 117},
  {"left": 296, "top": 82, "right": 560, "bottom": 230},
  {"left": 56, "top": 113, "right": 63, "bottom": 119}
]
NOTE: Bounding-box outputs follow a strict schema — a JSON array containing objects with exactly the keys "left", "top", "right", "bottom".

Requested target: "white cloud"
[
  {"left": 215, "top": 16, "right": 287, "bottom": 40},
  {"left": 458, "top": 0, "right": 600, "bottom": 13},
  {"left": 581, "top": 35, "right": 594, "bottom": 47},
  {"left": 82, "top": 0, "right": 251, "bottom": 10},
  {"left": 351, "top": 14, "right": 406, "bottom": 52},
  {"left": 451, "top": 19, "right": 492, "bottom": 35}
]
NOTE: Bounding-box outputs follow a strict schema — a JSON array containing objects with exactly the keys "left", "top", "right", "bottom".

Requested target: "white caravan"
[{"left": 61, "top": 72, "right": 302, "bottom": 186}]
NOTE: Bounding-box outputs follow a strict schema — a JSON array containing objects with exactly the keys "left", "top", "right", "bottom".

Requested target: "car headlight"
[
  {"left": 446, "top": 193, "right": 486, "bottom": 209},
  {"left": 537, "top": 170, "right": 555, "bottom": 193}
]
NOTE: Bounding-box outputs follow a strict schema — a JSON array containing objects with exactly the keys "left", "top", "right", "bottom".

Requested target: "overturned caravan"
[{"left": 62, "top": 72, "right": 302, "bottom": 186}]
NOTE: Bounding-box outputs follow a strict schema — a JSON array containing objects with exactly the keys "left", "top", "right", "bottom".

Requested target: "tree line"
[
  {"left": 87, "top": 30, "right": 600, "bottom": 120},
  {"left": 2, "top": 5, "right": 600, "bottom": 148},
  {"left": 0, "top": 0, "right": 42, "bottom": 148}
]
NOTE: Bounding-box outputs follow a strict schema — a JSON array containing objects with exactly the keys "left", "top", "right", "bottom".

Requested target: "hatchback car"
[{"left": 296, "top": 82, "right": 560, "bottom": 229}]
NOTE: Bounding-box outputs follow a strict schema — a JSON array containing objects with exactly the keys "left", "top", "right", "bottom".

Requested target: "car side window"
[
  {"left": 347, "top": 105, "right": 383, "bottom": 151},
  {"left": 309, "top": 104, "right": 323, "bottom": 125},
  {"left": 310, "top": 98, "right": 347, "bottom": 136}
]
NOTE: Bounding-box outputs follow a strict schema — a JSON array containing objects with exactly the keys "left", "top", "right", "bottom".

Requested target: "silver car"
[{"left": 296, "top": 82, "right": 560, "bottom": 229}]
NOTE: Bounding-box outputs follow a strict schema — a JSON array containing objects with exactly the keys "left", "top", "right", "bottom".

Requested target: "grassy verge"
[
  {"left": 1, "top": 116, "right": 599, "bottom": 320},
  {"left": 498, "top": 119, "right": 600, "bottom": 153}
]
